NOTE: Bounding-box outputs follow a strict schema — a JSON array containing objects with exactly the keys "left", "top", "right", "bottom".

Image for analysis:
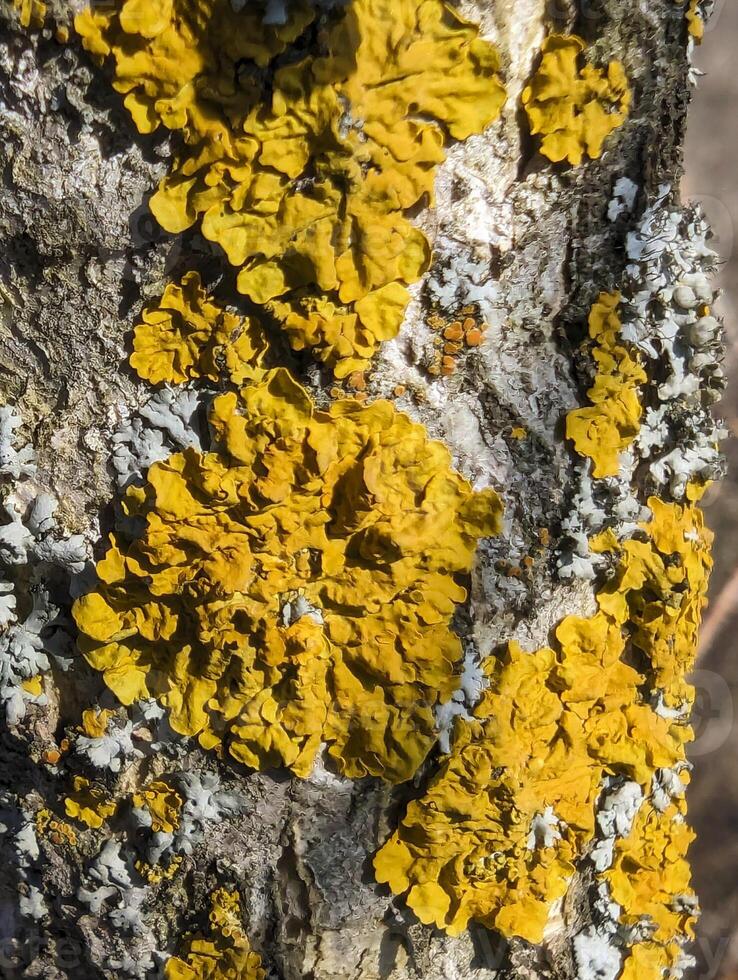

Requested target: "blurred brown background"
[{"left": 684, "top": 4, "right": 738, "bottom": 977}]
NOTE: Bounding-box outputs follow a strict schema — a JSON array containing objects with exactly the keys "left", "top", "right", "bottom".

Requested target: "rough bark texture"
[{"left": 0, "top": 2, "right": 714, "bottom": 979}]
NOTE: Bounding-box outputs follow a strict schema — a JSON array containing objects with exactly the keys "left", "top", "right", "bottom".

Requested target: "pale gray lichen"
[
  {"left": 559, "top": 186, "right": 725, "bottom": 579},
  {"left": 589, "top": 779, "right": 644, "bottom": 873},
  {"left": 621, "top": 187, "right": 725, "bottom": 494},
  {"left": 281, "top": 594, "right": 324, "bottom": 627},
  {"left": 0, "top": 406, "right": 36, "bottom": 479},
  {"left": 139, "top": 770, "right": 246, "bottom": 865},
  {"left": 111, "top": 387, "right": 207, "bottom": 489},
  {"left": 573, "top": 928, "right": 622, "bottom": 980},
  {"left": 0, "top": 407, "right": 88, "bottom": 724},
  {"left": 78, "top": 840, "right": 151, "bottom": 944},
  {"left": 651, "top": 765, "right": 689, "bottom": 813},
  {"left": 622, "top": 187, "right": 723, "bottom": 399},
  {"left": 74, "top": 769, "right": 247, "bottom": 975},
  {"left": 75, "top": 715, "right": 142, "bottom": 772},
  {"left": 558, "top": 457, "right": 648, "bottom": 580},
  {"left": 132, "top": 697, "right": 190, "bottom": 757},
  {"left": 0, "top": 589, "right": 52, "bottom": 725}
]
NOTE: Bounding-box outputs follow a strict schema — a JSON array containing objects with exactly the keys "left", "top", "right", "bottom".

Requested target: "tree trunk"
[{"left": 0, "top": 1, "right": 720, "bottom": 978}]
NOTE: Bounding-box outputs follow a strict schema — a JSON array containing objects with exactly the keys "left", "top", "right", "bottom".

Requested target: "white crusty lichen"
[
  {"left": 526, "top": 806, "right": 564, "bottom": 850},
  {"left": 560, "top": 185, "right": 725, "bottom": 579},
  {"left": 589, "top": 779, "right": 644, "bottom": 873},
  {"left": 607, "top": 176, "right": 639, "bottom": 223},
  {"left": 651, "top": 764, "right": 689, "bottom": 813},
  {"left": 435, "top": 638, "right": 488, "bottom": 754},
  {"left": 426, "top": 236, "right": 503, "bottom": 313},
  {"left": 0, "top": 406, "right": 88, "bottom": 724},
  {"left": 281, "top": 593, "right": 324, "bottom": 627},
  {"left": 573, "top": 928, "right": 622, "bottom": 980}
]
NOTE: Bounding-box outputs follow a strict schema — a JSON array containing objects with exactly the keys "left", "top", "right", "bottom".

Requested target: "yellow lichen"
[
  {"left": 268, "top": 284, "right": 412, "bottom": 379},
  {"left": 80, "top": 706, "right": 114, "bottom": 738},
  {"left": 64, "top": 776, "right": 118, "bottom": 829},
  {"left": 73, "top": 368, "right": 502, "bottom": 783},
  {"left": 10, "top": 0, "right": 46, "bottom": 28},
  {"left": 21, "top": 675, "right": 44, "bottom": 696},
  {"left": 522, "top": 35, "right": 630, "bottom": 166},
  {"left": 681, "top": 0, "right": 705, "bottom": 40},
  {"left": 164, "top": 888, "right": 265, "bottom": 980},
  {"left": 130, "top": 272, "right": 268, "bottom": 385},
  {"left": 565, "top": 292, "right": 646, "bottom": 478},
  {"left": 609, "top": 799, "right": 697, "bottom": 979},
  {"left": 75, "top": 0, "right": 505, "bottom": 374},
  {"left": 375, "top": 493, "right": 711, "bottom": 943},
  {"left": 136, "top": 854, "right": 183, "bottom": 884},
  {"left": 132, "top": 779, "right": 183, "bottom": 833}
]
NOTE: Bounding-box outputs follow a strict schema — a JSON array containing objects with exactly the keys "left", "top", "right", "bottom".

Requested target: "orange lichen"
[
  {"left": 21, "top": 675, "right": 43, "bottom": 696},
  {"left": 73, "top": 368, "right": 502, "bottom": 783},
  {"left": 375, "top": 493, "right": 710, "bottom": 943},
  {"left": 36, "top": 808, "right": 78, "bottom": 847},
  {"left": 427, "top": 309, "right": 487, "bottom": 377},
  {"left": 130, "top": 272, "right": 268, "bottom": 385},
  {"left": 136, "top": 854, "right": 183, "bottom": 884},
  {"left": 80, "top": 707, "right": 114, "bottom": 738},
  {"left": 566, "top": 292, "right": 646, "bottom": 478},
  {"left": 522, "top": 35, "right": 631, "bottom": 166},
  {"left": 681, "top": 0, "right": 705, "bottom": 40}
]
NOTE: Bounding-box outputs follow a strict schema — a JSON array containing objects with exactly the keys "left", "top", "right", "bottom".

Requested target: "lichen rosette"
[
  {"left": 74, "top": 368, "right": 502, "bottom": 782},
  {"left": 522, "top": 35, "right": 630, "bottom": 166},
  {"left": 130, "top": 272, "right": 269, "bottom": 386},
  {"left": 75, "top": 0, "right": 506, "bottom": 375}
]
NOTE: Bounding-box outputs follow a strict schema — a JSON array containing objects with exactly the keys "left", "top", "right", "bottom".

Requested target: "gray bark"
[{"left": 0, "top": 2, "right": 712, "bottom": 979}]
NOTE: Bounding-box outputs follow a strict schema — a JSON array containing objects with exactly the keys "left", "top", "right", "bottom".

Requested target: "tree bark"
[{"left": 0, "top": 1, "right": 718, "bottom": 978}]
